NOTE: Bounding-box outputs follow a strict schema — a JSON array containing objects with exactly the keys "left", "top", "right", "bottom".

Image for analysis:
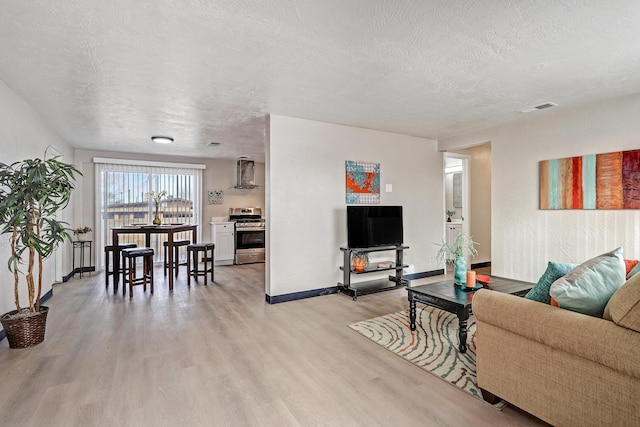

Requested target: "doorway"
[
  {"left": 444, "top": 144, "right": 492, "bottom": 269},
  {"left": 443, "top": 154, "right": 470, "bottom": 273},
  {"left": 444, "top": 155, "right": 470, "bottom": 233}
]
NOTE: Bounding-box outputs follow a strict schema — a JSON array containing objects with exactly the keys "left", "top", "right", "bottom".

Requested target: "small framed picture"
[{"left": 208, "top": 189, "right": 223, "bottom": 205}]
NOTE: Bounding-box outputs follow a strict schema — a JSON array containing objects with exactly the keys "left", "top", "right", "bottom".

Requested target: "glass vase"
[{"left": 152, "top": 205, "right": 161, "bottom": 225}]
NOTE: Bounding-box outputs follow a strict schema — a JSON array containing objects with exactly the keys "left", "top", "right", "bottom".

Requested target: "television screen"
[{"left": 347, "top": 206, "right": 403, "bottom": 248}]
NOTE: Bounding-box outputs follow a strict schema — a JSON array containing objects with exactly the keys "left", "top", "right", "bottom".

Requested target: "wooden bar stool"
[
  {"left": 163, "top": 239, "right": 190, "bottom": 276},
  {"left": 121, "top": 247, "right": 155, "bottom": 298},
  {"left": 104, "top": 243, "right": 137, "bottom": 292},
  {"left": 186, "top": 243, "right": 215, "bottom": 285}
]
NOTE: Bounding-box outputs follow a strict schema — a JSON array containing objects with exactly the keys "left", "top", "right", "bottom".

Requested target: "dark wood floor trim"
[
  {"left": 403, "top": 269, "right": 445, "bottom": 280},
  {"left": 63, "top": 267, "right": 96, "bottom": 282},
  {"left": 266, "top": 286, "right": 338, "bottom": 304},
  {"left": 265, "top": 264, "right": 492, "bottom": 304},
  {"left": 41, "top": 288, "right": 53, "bottom": 304},
  {"left": 471, "top": 261, "right": 492, "bottom": 269},
  {"left": 404, "top": 263, "right": 491, "bottom": 282}
]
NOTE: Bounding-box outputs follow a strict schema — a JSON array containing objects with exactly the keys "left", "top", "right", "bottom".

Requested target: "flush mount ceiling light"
[
  {"left": 519, "top": 102, "right": 558, "bottom": 113},
  {"left": 151, "top": 136, "right": 174, "bottom": 144}
]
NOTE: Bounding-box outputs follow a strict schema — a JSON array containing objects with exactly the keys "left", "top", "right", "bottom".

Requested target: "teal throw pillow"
[
  {"left": 549, "top": 247, "right": 626, "bottom": 317},
  {"left": 525, "top": 261, "right": 576, "bottom": 304}
]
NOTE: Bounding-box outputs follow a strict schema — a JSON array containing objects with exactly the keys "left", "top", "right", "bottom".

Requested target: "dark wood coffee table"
[{"left": 407, "top": 277, "right": 533, "bottom": 353}]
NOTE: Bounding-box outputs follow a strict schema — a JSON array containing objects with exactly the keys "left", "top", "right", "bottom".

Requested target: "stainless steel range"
[{"left": 229, "top": 207, "right": 265, "bottom": 264}]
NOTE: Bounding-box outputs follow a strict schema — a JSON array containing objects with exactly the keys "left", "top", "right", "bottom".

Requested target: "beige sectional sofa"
[{"left": 472, "top": 275, "right": 640, "bottom": 427}]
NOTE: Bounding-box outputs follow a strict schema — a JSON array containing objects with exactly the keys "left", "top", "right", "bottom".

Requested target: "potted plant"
[
  {"left": 73, "top": 226, "right": 92, "bottom": 241},
  {"left": 0, "top": 151, "right": 81, "bottom": 348},
  {"left": 352, "top": 251, "right": 370, "bottom": 272},
  {"left": 435, "top": 232, "right": 478, "bottom": 285},
  {"left": 446, "top": 210, "right": 456, "bottom": 222}
]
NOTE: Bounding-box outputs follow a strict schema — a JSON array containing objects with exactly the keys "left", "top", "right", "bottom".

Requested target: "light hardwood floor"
[{"left": 0, "top": 264, "right": 549, "bottom": 426}]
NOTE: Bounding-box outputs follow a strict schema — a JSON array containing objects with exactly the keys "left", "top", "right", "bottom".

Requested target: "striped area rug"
[{"left": 349, "top": 306, "right": 503, "bottom": 407}]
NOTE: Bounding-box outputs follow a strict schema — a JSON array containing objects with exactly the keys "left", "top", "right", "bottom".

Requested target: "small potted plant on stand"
[
  {"left": 352, "top": 251, "right": 370, "bottom": 272},
  {"left": 435, "top": 232, "right": 478, "bottom": 285},
  {"left": 446, "top": 210, "right": 456, "bottom": 222},
  {"left": 73, "top": 226, "right": 92, "bottom": 241},
  {"left": 0, "top": 152, "right": 80, "bottom": 348}
]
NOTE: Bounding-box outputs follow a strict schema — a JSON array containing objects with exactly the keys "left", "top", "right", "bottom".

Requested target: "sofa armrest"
[{"left": 472, "top": 289, "right": 640, "bottom": 379}]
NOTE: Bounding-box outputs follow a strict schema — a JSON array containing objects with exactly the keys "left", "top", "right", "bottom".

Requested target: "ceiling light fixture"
[{"left": 151, "top": 136, "right": 174, "bottom": 144}]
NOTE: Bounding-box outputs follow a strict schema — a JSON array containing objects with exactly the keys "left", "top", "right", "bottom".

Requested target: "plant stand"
[{"left": 72, "top": 240, "right": 93, "bottom": 278}]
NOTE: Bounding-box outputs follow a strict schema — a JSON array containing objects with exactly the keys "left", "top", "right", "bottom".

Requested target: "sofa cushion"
[
  {"left": 549, "top": 247, "right": 626, "bottom": 317},
  {"left": 525, "top": 261, "right": 576, "bottom": 304},
  {"left": 603, "top": 272, "right": 640, "bottom": 332}
]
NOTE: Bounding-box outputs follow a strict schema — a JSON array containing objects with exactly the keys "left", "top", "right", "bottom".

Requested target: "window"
[{"left": 94, "top": 158, "right": 204, "bottom": 264}]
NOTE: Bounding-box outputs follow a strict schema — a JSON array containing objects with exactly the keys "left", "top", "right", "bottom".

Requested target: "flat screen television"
[{"left": 347, "top": 206, "right": 403, "bottom": 248}]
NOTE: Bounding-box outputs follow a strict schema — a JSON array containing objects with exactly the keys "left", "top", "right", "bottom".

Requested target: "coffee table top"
[{"left": 408, "top": 276, "right": 533, "bottom": 307}]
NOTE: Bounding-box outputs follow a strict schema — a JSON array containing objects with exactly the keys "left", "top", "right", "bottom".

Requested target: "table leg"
[
  {"left": 79, "top": 243, "right": 85, "bottom": 278},
  {"left": 168, "top": 231, "right": 174, "bottom": 291},
  {"left": 457, "top": 307, "right": 469, "bottom": 353},
  {"left": 113, "top": 230, "right": 119, "bottom": 294},
  {"left": 409, "top": 293, "right": 417, "bottom": 331},
  {"left": 72, "top": 243, "right": 77, "bottom": 277}
]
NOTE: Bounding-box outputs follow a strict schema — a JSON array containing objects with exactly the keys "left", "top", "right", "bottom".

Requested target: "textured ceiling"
[{"left": 2, "top": 1, "right": 640, "bottom": 161}]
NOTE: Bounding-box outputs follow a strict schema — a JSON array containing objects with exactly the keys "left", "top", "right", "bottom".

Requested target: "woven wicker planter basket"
[{"left": 1, "top": 306, "right": 49, "bottom": 348}]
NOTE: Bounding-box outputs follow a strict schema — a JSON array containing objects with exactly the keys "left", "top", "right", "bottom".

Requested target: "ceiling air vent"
[
  {"left": 208, "top": 141, "right": 221, "bottom": 146},
  {"left": 520, "top": 102, "right": 558, "bottom": 113}
]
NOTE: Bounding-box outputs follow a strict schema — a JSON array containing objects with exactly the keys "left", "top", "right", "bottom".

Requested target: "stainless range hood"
[{"left": 233, "top": 159, "right": 260, "bottom": 189}]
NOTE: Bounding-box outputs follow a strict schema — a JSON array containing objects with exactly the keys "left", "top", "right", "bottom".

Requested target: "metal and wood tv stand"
[{"left": 338, "top": 245, "right": 409, "bottom": 300}]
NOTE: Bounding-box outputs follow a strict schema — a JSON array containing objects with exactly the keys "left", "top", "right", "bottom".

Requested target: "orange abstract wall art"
[{"left": 346, "top": 160, "right": 380, "bottom": 204}]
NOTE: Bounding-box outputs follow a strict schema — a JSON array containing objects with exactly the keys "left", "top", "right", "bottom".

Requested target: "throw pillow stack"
[{"left": 526, "top": 247, "right": 629, "bottom": 318}]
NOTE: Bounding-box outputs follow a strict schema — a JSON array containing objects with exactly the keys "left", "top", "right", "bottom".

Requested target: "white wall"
[
  {"left": 267, "top": 115, "right": 442, "bottom": 297},
  {"left": 0, "top": 80, "right": 74, "bottom": 315},
  {"left": 439, "top": 93, "right": 640, "bottom": 282}
]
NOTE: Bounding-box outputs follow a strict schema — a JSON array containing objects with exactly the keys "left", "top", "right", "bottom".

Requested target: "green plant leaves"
[{"left": 0, "top": 154, "right": 81, "bottom": 311}]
